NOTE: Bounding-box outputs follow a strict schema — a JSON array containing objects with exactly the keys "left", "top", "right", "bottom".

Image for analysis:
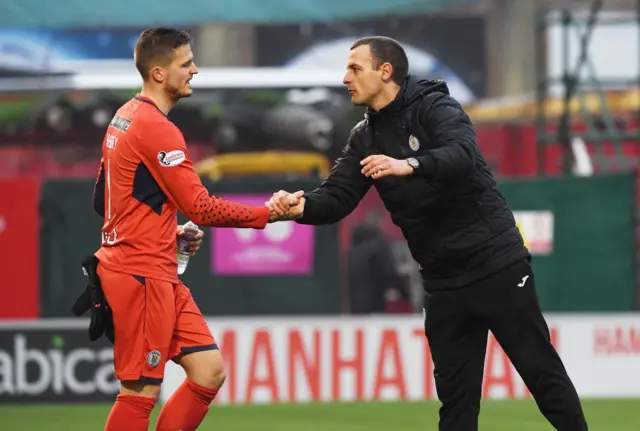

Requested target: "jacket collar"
[{"left": 365, "top": 76, "right": 411, "bottom": 120}]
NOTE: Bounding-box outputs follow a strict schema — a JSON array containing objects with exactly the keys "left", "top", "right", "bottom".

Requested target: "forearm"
[
  {"left": 297, "top": 186, "right": 360, "bottom": 225},
  {"left": 185, "top": 189, "right": 269, "bottom": 229},
  {"left": 296, "top": 132, "right": 370, "bottom": 225}
]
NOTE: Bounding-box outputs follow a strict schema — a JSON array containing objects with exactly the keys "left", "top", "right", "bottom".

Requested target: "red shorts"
[{"left": 98, "top": 264, "right": 217, "bottom": 384}]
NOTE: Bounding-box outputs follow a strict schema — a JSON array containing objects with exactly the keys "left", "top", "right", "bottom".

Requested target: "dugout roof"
[{"left": 0, "top": 0, "right": 474, "bottom": 27}]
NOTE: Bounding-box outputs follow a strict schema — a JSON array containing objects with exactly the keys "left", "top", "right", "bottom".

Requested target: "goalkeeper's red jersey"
[{"left": 93, "top": 95, "right": 269, "bottom": 283}]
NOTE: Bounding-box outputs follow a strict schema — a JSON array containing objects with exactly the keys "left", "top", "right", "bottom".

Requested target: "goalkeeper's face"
[{"left": 164, "top": 44, "right": 199, "bottom": 100}]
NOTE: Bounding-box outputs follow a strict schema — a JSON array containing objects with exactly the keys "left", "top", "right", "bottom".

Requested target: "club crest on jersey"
[
  {"left": 158, "top": 150, "right": 186, "bottom": 167},
  {"left": 409, "top": 135, "right": 420, "bottom": 151},
  {"left": 146, "top": 350, "right": 161, "bottom": 367}
]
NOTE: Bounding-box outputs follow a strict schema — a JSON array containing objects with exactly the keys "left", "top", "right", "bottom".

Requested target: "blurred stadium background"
[{"left": 1, "top": 0, "right": 640, "bottom": 429}]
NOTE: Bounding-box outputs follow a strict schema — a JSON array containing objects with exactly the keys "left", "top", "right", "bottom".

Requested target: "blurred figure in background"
[{"left": 347, "top": 210, "right": 411, "bottom": 314}]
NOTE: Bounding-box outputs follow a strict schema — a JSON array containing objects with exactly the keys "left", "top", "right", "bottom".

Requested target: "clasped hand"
[{"left": 266, "top": 190, "right": 305, "bottom": 222}]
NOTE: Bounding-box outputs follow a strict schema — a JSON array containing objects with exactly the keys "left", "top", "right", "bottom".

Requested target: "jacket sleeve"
[
  {"left": 297, "top": 132, "right": 372, "bottom": 225},
  {"left": 413, "top": 93, "right": 478, "bottom": 180},
  {"left": 138, "top": 122, "right": 269, "bottom": 229},
  {"left": 93, "top": 158, "right": 105, "bottom": 217}
]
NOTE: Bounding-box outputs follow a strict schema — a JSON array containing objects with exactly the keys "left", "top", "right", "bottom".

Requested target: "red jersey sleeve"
[{"left": 137, "top": 121, "right": 269, "bottom": 229}]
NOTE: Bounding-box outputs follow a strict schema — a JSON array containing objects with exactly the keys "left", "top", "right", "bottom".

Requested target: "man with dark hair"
[
  {"left": 350, "top": 36, "right": 409, "bottom": 85},
  {"left": 92, "top": 27, "right": 281, "bottom": 431},
  {"left": 268, "top": 36, "right": 588, "bottom": 430},
  {"left": 133, "top": 27, "right": 195, "bottom": 99}
]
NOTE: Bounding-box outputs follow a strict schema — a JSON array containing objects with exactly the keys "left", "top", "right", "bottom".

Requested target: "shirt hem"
[{"left": 95, "top": 254, "right": 179, "bottom": 284}]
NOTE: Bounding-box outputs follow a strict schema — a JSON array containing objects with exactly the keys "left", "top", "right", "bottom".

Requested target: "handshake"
[{"left": 266, "top": 190, "right": 305, "bottom": 223}]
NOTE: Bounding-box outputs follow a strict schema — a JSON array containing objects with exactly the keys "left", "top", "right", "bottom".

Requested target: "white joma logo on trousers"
[{"left": 518, "top": 275, "right": 530, "bottom": 287}]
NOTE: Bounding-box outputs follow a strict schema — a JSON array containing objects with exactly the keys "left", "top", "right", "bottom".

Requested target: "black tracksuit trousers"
[{"left": 423, "top": 259, "right": 588, "bottom": 431}]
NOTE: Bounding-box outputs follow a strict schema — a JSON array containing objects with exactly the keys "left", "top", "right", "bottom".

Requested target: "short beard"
[{"left": 167, "top": 85, "right": 189, "bottom": 103}]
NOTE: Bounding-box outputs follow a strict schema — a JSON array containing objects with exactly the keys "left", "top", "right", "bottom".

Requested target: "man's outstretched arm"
[
  {"left": 271, "top": 135, "right": 372, "bottom": 225},
  {"left": 139, "top": 122, "right": 272, "bottom": 228}
]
